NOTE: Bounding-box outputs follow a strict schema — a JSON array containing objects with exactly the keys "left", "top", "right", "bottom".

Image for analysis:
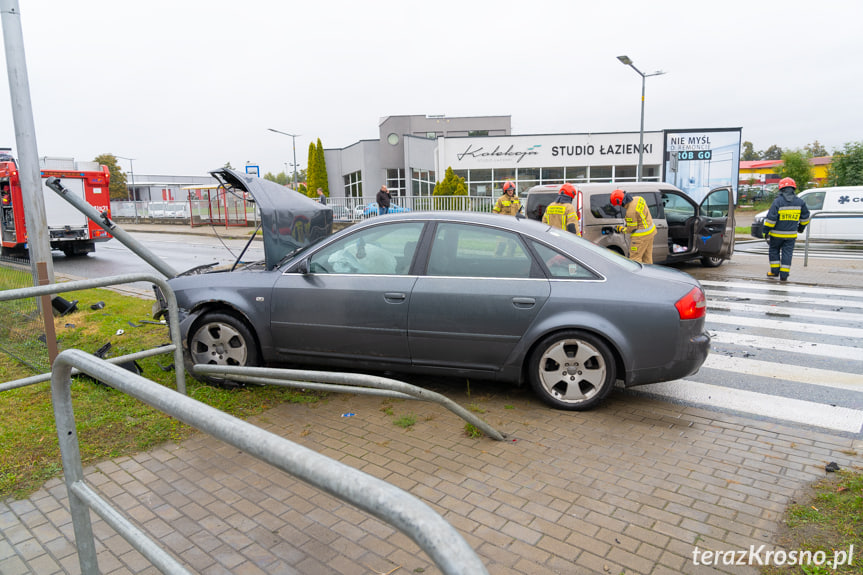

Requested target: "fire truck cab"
[{"left": 1, "top": 154, "right": 112, "bottom": 257}]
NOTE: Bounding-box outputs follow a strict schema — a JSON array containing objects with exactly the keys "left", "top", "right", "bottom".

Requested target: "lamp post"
[
  {"left": 115, "top": 155, "right": 138, "bottom": 223},
  {"left": 617, "top": 55, "right": 666, "bottom": 182},
  {"left": 268, "top": 128, "right": 299, "bottom": 189}
]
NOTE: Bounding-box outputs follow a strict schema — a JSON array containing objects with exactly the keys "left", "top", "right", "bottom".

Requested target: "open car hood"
[{"left": 210, "top": 168, "right": 333, "bottom": 270}]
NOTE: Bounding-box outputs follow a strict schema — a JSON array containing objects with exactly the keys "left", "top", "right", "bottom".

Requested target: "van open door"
[{"left": 695, "top": 186, "right": 735, "bottom": 267}]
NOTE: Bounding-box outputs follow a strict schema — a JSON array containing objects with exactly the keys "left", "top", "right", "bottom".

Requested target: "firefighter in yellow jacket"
[
  {"left": 610, "top": 188, "right": 656, "bottom": 263},
  {"left": 542, "top": 183, "right": 580, "bottom": 235},
  {"left": 493, "top": 181, "right": 521, "bottom": 215}
]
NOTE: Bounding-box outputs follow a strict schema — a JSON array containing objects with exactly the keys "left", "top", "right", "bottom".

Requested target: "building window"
[
  {"left": 411, "top": 168, "right": 436, "bottom": 196},
  {"left": 344, "top": 170, "right": 362, "bottom": 199},
  {"left": 565, "top": 167, "right": 587, "bottom": 182},
  {"left": 541, "top": 167, "right": 564, "bottom": 183},
  {"left": 615, "top": 165, "right": 637, "bottom": 181},
  {"left": 468, "top": 130, "right": 489, "bottom": 137},
  {"left": 589, "top": 166, "right": 612, "bottom": 182},
  {"left": 387, "top": 169, "right": 406, "bottom": 197}
]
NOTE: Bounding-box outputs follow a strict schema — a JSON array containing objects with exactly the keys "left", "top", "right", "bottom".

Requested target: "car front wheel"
[
  {"left": 700, "top": 255, "right": 724, "bottom": 267},
  {"left": 528, "top": 330, "right": 617, "bottom": 410},
  {"left": 188, "top": 311, "right": 259, "bottom": 387}
]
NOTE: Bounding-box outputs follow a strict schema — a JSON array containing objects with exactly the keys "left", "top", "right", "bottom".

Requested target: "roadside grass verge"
[
  {"left": 762, "top": 469, "right": 863, "bottom": 574},
  {"left": 0, "top": 286, "right": 322, "bottom": 501}
]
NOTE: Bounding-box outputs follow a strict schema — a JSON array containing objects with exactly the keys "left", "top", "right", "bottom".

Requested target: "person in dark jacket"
[
  {"left": 762, "top": 177, "right": 811, "bottom": 282},
  {"left": 376, "top": 185, "right": 392, "bottom": 215}
]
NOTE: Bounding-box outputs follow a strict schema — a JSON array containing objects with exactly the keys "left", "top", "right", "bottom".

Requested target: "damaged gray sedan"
[{"left": 154, "top": 168, "right": 710, "bottom": 410}]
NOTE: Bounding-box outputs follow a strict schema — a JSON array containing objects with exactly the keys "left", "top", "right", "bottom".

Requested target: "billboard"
[{"left": 663, "top": 128, "right": 742, "bottom": 203}]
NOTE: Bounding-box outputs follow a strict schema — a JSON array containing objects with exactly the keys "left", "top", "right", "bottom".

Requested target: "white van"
[{"left": 751, "top": 186, "right": 863, "bottom": 240}]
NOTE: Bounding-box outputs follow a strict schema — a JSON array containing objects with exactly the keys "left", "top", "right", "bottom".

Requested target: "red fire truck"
[{"left": 1, "top": 153, "right": 112, "bottom": 257}]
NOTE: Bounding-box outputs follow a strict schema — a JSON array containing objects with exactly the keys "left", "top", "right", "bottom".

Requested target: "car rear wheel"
[
  {"left": 188, "top": 311, "right": 259, "bottom": 387},
  {"left": 700, "top": 255, "right": 724, "bottom": 267},
  {"left": 528, "top": 330, "right": 616, "bottom": 410}
]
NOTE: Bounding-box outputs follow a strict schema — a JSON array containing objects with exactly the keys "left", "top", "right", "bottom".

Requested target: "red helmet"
[
  {"left": 502, "top": 181, "right": 515, "bottom": 192},
  {"left": 778, "top": 177, "right": 797, "bottom": 190},
  {"left": 610, "top": 189, "right": 626, "bottom": 206},
  {"left": 559, "top": 183, "right": 577, "bottom": 199}
]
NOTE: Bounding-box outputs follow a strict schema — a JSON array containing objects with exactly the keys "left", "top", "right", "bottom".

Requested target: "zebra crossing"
[{"left": 630, "top": 279, "right": 863, "bottom": 436}]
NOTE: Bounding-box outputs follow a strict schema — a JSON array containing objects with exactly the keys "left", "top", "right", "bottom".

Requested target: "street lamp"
[
  {"left": 268, "top": 128, "right": 300, "bottom": 189},
  {"left": 115, "top": 154, "right": 138, "bottom": 223},
  {"left": 617, "top": 55, "right": 666, "bottom": 182}
]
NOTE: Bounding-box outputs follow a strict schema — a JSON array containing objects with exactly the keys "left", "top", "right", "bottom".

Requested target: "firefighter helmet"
[
  {"left": 502, "top": 181, "right": 515, "bottom": 192},
  {"left": 559, "top": 183, "right": 577, "bottom": 199},
  {"left": 778, "top": 177, "right": 797, "bottom": 191},
  {"left": 610, "top": 189, "right": 626, "bottom": 206}
]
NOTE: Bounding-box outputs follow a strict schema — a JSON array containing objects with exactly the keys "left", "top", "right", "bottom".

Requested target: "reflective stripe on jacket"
[
  {"left": 542, "top": 201, "right": 580, "bottom": 234},
  {"left": 493, "top": 194, "right": 521, "bottom": 215},
  {"left": 624, "top": 196, "right": 656, "bottom": 238},
  {"left": 763, "top": 189, "right": 811, "bottom": 239}
]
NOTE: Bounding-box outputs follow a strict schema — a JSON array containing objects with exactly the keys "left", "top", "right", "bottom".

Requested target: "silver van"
[
  {"left": 524, "top": 182, "right": 735, "bottom": 267},
  {"left": 750, "top": 185, "right": 863, "bottom": 241}
]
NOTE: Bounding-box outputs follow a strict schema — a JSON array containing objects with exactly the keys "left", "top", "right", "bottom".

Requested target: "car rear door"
[
  {"left": 695, "top": 186, "right": 734, "bottom": 257},
  {"left": 408, "top": 222, "right": 550, "bottom": 372}
]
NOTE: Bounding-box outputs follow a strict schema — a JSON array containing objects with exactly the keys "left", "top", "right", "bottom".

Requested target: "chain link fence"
[{"left": 0, "top": 256, "right": 49, "bottom": 373}]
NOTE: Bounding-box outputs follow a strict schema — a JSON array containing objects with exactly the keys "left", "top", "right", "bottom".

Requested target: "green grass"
[
  {"left": 392, "top": 413, "right": 417, "bottom": 429},
  {"left": 0, "top": 286, "right": 322, "bottom": 500},
  {"left": 762, "top": 470, "right": 863, "bottom": 574}
]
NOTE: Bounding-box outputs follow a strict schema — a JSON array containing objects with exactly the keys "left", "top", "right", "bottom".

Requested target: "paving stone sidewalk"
[{"left": 2, "top": 383, "right": 861, "bottom": 575}]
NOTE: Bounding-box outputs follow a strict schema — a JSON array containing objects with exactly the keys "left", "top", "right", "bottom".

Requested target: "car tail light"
[{"left": 675, "top": 286, "right": 706, "bottom": 320}]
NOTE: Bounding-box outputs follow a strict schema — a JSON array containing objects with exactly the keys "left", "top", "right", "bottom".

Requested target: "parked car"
[
  {"left": 362, "top": 202, "right": 411, "bottom": 217},
  {"left": 750, "top": 185, "right": 863, "bottom": 240},
  {"left": 155, "top": 172, "right": 710, "bottom": 411},
  {"left": 524, "top": 182, "right": 735, "bottom": 267},
  {"left": 330, "top": 205, "right": 352, "bottom": 221}
]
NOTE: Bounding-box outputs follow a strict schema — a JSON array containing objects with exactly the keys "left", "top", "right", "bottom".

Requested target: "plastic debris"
[
  {"left": 341, "top": 413, "right": 355, "bottom": 417},
  {"left": 825, "top": 462, "right": 840, "bottom": 473},
  {"left": 90, "top": 301, "right": 105, "bottom": 310},
  {"left": 115, "top": 329, "right": 124, "bottom": 336}
]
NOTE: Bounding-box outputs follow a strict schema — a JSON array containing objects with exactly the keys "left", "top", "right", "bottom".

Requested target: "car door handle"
[
  {"left": 512, "top": 297, "right": 536, "bottom": 309},
  {"left": 384, "top": 292, "right": 407, "bottom": 302}
]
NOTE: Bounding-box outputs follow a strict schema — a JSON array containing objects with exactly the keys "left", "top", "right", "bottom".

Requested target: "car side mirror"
[{"left": 297, "top": 259, "right": 310, "bottom": 274}]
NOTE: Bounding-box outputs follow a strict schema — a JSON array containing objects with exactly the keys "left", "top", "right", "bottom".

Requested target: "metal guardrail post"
[
  {"left": 0, "top": 273, "right": 186, "bottom": 394},
  {"left": 51, "top": 349, "right": 488, "bottom": 575},
  {"left": 193, "top": 364, "right": 507, "bottom": 441},
  {"left": 802, "top": 211, "right": 863, "bottom": 267}
]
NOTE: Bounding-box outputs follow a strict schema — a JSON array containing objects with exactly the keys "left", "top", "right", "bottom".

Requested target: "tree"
[
  {"left": 777, "top": 150, "right": 812, "bottom": 191},
  {"left": 305, "top": 142, "right": 318, "bottom": 196},
  {"left": 761, "top": 145, "right": 783, "bottom": 160},
  {"left": 432, "top": 167, "right": 468, "bottom": 208},
  {"left": 827, "top": 141, "right": 863, "bottom": 186},
  {"left": 741, "top": 141, "right": 760, "bottom": 161},
  {"left": 94, "top": 154, "right": 128, "bottom": 200},
  {"left": 804, "top": 140, "right": 828, "bottom": 157},
  {"left": 315, "top": 138, "right": 329, "bottom": 197},
  {"left": 263, "top": 172, "right": 289, "bottom": 186}
]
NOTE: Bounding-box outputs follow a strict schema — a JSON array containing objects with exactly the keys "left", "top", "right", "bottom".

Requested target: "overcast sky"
[{"left": 2, "top": 0, "right": 861, "bottom": 177}]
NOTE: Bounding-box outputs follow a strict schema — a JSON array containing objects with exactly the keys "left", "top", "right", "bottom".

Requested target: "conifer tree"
[
  {"left": 306, "top": 142, "right": 318, "bottom": 197},
  {"left": 315, "top": 139, "right": 329, "bottom": 197}
]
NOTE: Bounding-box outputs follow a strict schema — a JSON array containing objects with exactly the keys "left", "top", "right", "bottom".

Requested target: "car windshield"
[{"left": 540, "top": 228, "right": 641, "bottom": 271}]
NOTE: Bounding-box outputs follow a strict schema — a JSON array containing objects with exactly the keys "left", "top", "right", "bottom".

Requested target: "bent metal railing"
[
  {"left": 803, "top": 210, "right": 863, "bottom": 267},
  {"left": 194, "top": 364, "right": 507, "bottom": 441},
  {"left": 0, "top": 273, "right": 186, "bottom": 394},
  {"left": 52, "top": 349, "right": 489, "bottom": 575}
]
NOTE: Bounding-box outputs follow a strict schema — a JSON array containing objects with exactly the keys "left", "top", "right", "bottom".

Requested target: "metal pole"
[
  {"left": 116, "top": 155, "right": 138, "bottom": 223},
  {"left": 1, "top": 0, "right": 55, "bottom": 283},
  {"left": 638, "top": 74, "right": 645, "bottom": 182},
  {"left": 292, "top": 134, "right": 298, "bottom": 190}
]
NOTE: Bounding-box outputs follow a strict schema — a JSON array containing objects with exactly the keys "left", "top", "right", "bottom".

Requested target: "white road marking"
[
  {"left": 702, "top": 354, "right": 863, "bottom": 390},
  {"left": 710, "top": 328, "right": 863, "bottom": 360},
  {"left": 708, "top": 316, "right": 863, "bottom": 342},
  {"left": 634, "top": 379, "right": 863, "bottom": 434}
]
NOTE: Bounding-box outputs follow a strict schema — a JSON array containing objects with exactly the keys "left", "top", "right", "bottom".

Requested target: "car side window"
[
  {"left": 701, "top": 189, "right": 730, "bottom": 218},
  {"left": 589, "top": 194, "right": 619, "bottom": 219},
  {"left": 427, "top": 223, "right": 533, "bottom": 278},
  {"left": 802, "top": 192, "right": 825, "bottom": 210},
  {"left": 308, "top": 222, "right": 423, "bottom": 275},
  {"left": 661, "top": 193, "right": 695, "bottom": 224},
  {"left": 531, "top": 241, "right": 599, "bottom": 279}
]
